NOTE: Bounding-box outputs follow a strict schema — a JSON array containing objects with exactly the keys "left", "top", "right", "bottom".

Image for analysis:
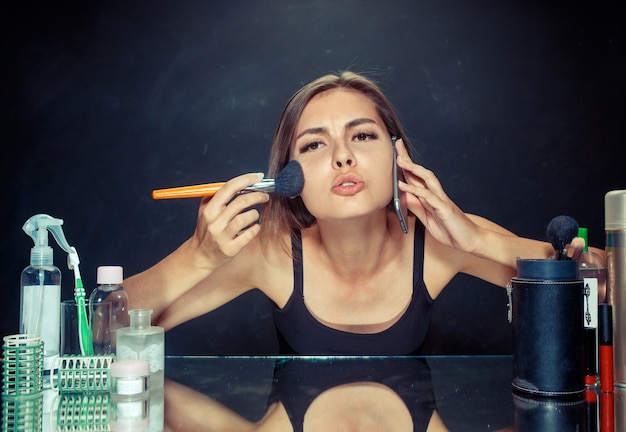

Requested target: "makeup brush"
[
  {"left": 152, "top": 160, "right": 304, "bottom": 200},
  {"left": 546, "top": 215, "right": 579, "bottom": 260}
]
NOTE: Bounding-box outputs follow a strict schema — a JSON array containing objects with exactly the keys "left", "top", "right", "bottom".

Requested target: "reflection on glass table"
[
  {"left": 163, "top": 355, "right": 606, "bottom": 431},
  {"left": 8, "top": 355, "right": 618, "bottom": 431}
]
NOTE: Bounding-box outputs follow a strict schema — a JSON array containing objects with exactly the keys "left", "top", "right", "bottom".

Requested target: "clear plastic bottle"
[
  {"left": 20, "top": 260, "right": 61, "bottom": 358},
  {"left": 20, "top": 214, "right": 66, "bottom": 383},
  {"left": 89, "top": 266, "right": 130, "bottom": 355},
  {"left": 116, "top": 309, "right": 164, "bottom": 389}
]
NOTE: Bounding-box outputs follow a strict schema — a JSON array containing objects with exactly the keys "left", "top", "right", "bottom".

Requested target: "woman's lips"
[{"left": 332, "top": 174, "right": 365, "bottom": 196}]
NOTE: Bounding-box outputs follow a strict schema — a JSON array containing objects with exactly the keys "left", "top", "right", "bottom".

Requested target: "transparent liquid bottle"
[
  {"left": 116, "top": 309, "right": 164, "bottom": 389},
  {"left": 89, "top": 266, "right": 130, "bottom": 355},
  {"left": 20, "top": 261, "right": 60, "bottom": 376},
  {"left": 20, "top": 214, "right": 66, "bottom": 384}
]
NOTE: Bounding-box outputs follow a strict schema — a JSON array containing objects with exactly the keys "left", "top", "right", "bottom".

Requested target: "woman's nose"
[
  {"left": 334, "top": 144, "right": 356, "bottom": 168},
  {"left": 335, "top": 158, "right": 353, "bottom": 168}
]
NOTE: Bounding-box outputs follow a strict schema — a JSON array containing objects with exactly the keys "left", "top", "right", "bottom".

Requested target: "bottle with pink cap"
[{"left": 89, "top": 265, "right": 130, "bottom": 355}]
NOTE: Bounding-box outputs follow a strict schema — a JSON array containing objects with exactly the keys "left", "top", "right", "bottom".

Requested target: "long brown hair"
[{"left": 260, "top": 71, "right": 415, "bottom": 255}]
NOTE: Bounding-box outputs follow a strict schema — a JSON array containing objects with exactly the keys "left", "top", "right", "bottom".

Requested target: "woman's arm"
[
  {"left": 395, "top": 138, "right": 605, "bottom": 290},
  {"left": 422, "top": 215, "right": 553, "bottom": 296},
  {"left": 456, "top": 215, "right": 553, "bottom": 286},
  {"left": 124, "top": 172, "right": 269, "bottom": 323},
  {"left": 164, "top": 379, "right": 256, "bottom": 432},
  {"left": 395, "top": 139, "right": 552, "bottom": 267}
]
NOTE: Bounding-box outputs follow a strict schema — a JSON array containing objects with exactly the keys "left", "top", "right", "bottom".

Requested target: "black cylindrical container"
[{"left": 511, "top": 259, "right": 585, "bottom": 398}]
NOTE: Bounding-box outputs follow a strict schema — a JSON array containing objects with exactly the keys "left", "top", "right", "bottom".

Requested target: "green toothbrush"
[{"left": 68, "top": 247, "right": 93, "bottom": 356}]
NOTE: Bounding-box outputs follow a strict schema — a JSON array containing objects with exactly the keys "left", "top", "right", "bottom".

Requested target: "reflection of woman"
[
  {"left": 268, "top": 357, "right": 442, "bottom": 431},
  {"left": 164, "top": 358, "right": 448, "bottom": 431}
]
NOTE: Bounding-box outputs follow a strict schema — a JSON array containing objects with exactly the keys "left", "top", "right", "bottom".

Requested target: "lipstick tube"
[{"left": 599, "top": 303, "right": 614, "bottom": 393}]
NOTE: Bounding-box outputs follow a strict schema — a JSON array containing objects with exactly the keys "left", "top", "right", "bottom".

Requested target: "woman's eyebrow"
[
  {"left": 295, "top": 126, "right": 327, "bottom": 141},
  {"left": 295, "top": 118, "right": 378, "bottom": 141},
  {"left": 345, "top": 117, "right": 377, "bottom": 129}
]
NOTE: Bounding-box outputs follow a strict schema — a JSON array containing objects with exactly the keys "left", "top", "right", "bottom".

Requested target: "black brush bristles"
[
  {"left": 274, "top": 160, "right": 304, "bottom": 198},
  {"left": 546, "top": 215, "right": 579, "bottom": 260}
]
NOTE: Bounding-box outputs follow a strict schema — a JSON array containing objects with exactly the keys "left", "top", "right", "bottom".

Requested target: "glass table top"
[
  {"left": 3, "top": 355, "right": 622, "bottom": 431},
  {"left": 163, "top": 355, "right": 616, "bottom": 431}
]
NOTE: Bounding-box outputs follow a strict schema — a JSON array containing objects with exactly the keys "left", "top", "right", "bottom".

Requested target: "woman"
[{"left": 124, "top": 71, "right": 578, "bottom": 354}]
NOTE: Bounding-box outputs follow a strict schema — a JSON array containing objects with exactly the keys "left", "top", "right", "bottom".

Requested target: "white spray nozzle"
[{"left": 23, "top": 213, "right": 77, "bottom": 267}]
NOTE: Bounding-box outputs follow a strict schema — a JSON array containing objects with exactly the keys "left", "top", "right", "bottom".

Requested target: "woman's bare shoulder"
[{"left": 233, "top": 231, "right": 295, "bottom": 306}]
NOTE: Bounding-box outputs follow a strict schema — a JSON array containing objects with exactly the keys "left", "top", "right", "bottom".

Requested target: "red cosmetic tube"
[
  {"left": 599, "top": 304, "right": 614, "bottom": 393},
  {"left": 601, "top": 392, "right": 614, "bottom": 432}
]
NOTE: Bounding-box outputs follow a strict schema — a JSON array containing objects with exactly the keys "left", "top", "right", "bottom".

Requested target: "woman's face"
[{"left": 290, "top": 88, "right": 394, "bottom": 222}]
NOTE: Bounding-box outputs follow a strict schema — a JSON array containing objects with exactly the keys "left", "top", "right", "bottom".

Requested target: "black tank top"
[
  {"left": 267, "top": 357, "right": 436, "bottom": 432},
  {"left": 272, "top": 221, "right": 434, "bottom": 355}
]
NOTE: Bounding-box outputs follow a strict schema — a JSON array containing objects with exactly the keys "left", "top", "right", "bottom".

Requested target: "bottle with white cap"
[
  {"left": 605, "top": 190, "right": 626, "bottom": 386},
  {"left": 89, "top": 266, "right": 130, "bottom": 355}
]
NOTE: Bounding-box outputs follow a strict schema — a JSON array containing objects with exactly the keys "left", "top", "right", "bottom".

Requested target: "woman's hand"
[
  {"left": 395, "top": 139, "right": 482, "bottom": 254},
  {"left": 189, "top": 172, "right": 269, "bottom": 270}
]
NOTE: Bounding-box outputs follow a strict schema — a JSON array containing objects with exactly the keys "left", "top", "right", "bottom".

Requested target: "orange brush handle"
[{"left": 152, "top": 182, "right": 226, "bottom": 200}]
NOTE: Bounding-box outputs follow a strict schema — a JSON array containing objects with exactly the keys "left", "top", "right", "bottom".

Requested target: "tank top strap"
[
  {"left": 291, "top": 229, "right": 304, "bottom": 296},
  {"left": 412, "top": 219, "right": 425, "bottom": 291}
]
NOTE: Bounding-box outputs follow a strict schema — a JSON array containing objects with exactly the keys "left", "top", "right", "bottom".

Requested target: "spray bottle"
[{"left": 21, "top": 214, "right": 92, "bottom": 384}]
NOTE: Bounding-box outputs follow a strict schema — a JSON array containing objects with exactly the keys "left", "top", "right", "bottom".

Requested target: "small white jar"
[{"left": 110, "top": 359, "right": 150, "bottom": 396}]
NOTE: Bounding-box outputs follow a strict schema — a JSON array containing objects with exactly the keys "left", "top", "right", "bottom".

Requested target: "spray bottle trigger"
[
  {"left": 47, "top": 222, "right": 73, "bottom": 256},
  {"left": 22, "top": 214, "right": 64, "bottom": 247}
]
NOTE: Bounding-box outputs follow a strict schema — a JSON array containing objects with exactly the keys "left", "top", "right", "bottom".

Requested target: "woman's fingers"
[
  {"left": 394, "top": 138, "right": 480, "bottom": 250},
  {"left": 394, "top": 138, "right": 446, "bottom": 198},
  {"left": 202, "top": 173, "right": 265, "bottom": 219},
  {"left": 193, "top": 173, "right": 269, "bottom": 262}
]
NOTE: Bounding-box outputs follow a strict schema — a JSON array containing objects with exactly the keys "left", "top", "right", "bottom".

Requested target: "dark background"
[{"left": 1, "top": 0, "right": 624, "bottom": 355}]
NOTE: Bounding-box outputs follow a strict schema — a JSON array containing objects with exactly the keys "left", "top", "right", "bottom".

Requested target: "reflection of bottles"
[
  {"left": 3, "top": 393, "right": 44, "bottom": 432},
  {"left": 90, "top": 266, "right": 130, "bottom": 355},
  {"left": 578, "top": 227, "right": 606, "bottom": 387},
  {"left": 109, "top": 360, "right": 151, "bottom": 432},
  {"left": 116, "top": 310, "right": 165, "bottom": 389},
  {"left": 110, "top": 390, "right": 150, "bottom": 432},
  {"left": 147, "top": 387, "right": 165, "bottom": 432},
  {"left": 54, "top": 393, "right": 110, "bottom": 430}
]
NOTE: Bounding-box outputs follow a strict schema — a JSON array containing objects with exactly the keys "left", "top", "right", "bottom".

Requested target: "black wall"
[{"left": 2, "top": 1, "right": 624, "bottom": 355}]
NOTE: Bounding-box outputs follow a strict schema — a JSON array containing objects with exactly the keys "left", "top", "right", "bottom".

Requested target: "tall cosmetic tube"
[{"left": 606, "top": 190, "right": 626, "bottom": 386}]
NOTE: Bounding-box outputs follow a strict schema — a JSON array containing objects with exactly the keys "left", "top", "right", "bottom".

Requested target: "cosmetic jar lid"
[
  {"left": 110, "top": 360, "right": 150, "bottom": 378},
  {"left": 606, "top": 190, "right": 626, "bottom": 230},
  {"left": 515, "top": 259, "right": 578, "bottom": 281}
]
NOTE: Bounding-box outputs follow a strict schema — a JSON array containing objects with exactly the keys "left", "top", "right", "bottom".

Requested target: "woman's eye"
[
  {"left": 353, "top": 132, "right": 377, "bottom": 142},
  {"left": 300, "top": 141, "right": 324, "bottom": 153}
]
